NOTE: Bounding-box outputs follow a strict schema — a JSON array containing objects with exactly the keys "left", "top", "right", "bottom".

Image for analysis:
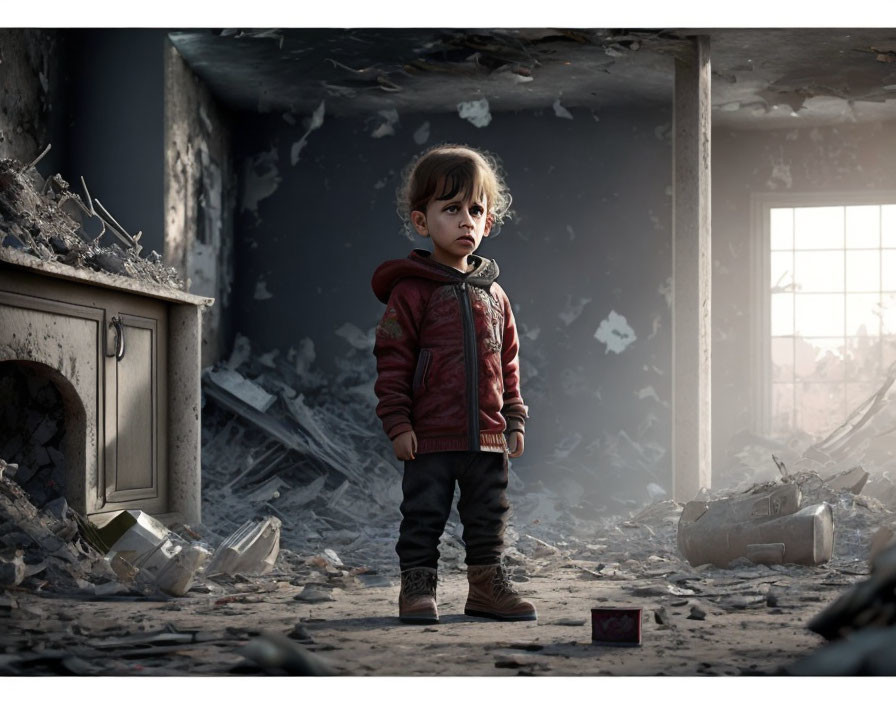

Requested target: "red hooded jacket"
[{"left": 372, "top": 249, "right": 528, "bottom": 454}]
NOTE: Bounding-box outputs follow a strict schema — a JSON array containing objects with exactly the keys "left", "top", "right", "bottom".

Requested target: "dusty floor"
[{"left": 0, "top": 556, "right": 856, "bottom": 676}]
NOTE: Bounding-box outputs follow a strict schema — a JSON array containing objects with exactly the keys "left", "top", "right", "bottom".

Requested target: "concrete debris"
[
  {"left": 93, "top": 510, "right": 212, "bottom": 597},
  {"left": 0, "top": 463, "right": 122, "bottom": 594},
  {"left": 236, "top": 632, "right": 338, "bottom": 675},
  {"left": 807, "top": 541, "right": 896, "bottom": 641},
  {"left": 457, "top": 98, "right": 492, "bottom": 128},
  {"left": 786, "top": 626, "right": 896, "bottom": 676},
  {"left": 205, "top": 516, "right": 281, "bottom": 577},
  {"left": 823, "top": 466, "right": 869, "bottom": 494},
  {"left": 870, "top": 525, "right": 896, "bottom": 565},
  {"left": 0, "top": 156, "right": 183, "bottom": 288},
  {"left": 678, "top": 483, "right": 834, "bottom": 567},
  {"left": 206, "top": 368, "right": 276, "bottom": 413},
  {"left": 0, "top": 547, "right": 25, "bottom": 587}
]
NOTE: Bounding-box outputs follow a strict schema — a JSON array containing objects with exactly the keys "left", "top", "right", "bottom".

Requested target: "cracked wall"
[
  {"left": 0, "top": 30, "right": 58, "bottom": 169},
  {"left": 164, "top": 41, "right": 236, "bottom": 367},
  {"left": 229, "top": 105, "right": 673, "bottom": 505}
]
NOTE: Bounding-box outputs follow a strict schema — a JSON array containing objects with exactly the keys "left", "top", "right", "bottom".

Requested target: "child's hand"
[
  {"left": 508, "top": 431, "right": 524, "bottom": 458},
  {"left": 392, "top": 430, "right": 418, "bottom": 460}
]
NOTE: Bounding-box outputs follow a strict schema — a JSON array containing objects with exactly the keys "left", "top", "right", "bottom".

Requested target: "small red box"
[{"left": 591, "top": 607, "right": 643, "bottom": 646}]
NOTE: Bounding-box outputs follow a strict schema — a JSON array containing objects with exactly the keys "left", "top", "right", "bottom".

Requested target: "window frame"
[{"left": 750, "top": 190, "right": 896, "bottom": 436}]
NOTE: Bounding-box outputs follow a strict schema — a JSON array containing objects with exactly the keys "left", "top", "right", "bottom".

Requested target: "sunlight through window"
[{"left": 770, "top": 203, "right": 896, "bottom": 438}]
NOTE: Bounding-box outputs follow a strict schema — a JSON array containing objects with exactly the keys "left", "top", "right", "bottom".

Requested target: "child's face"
[{"left": 411, "top": 187, "right": 492, "bottom": 267}]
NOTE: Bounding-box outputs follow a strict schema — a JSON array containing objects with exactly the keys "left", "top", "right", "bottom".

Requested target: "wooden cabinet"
[{"left": 0, "top": 267, "right": 168, "bottom": 515}]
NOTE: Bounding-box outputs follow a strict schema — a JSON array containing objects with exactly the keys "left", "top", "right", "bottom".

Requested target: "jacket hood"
[{"left": 372, "top": 249, "right": 500, "bottom": 303}]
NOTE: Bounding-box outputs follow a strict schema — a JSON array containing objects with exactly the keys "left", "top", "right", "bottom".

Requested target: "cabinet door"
[{"left": 103, "top": 297, "right": 168, "bottom": 513}]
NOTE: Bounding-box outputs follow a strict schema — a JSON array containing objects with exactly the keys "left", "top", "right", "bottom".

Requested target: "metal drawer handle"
[{"left": 107, "top": 316, "right": 126, "bottom": 361}]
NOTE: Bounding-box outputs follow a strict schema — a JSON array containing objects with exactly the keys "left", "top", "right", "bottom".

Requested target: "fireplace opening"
[{"left": 0, "top": 360, "right": 86, "bottom": 510}]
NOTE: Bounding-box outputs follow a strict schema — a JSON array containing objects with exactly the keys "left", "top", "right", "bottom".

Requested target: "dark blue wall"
[
  {"left": 231, "top": 105, "right": 673, "bottom": 504},
  {"left": 58, "top": 29, "right": 167, "bottom": 258}
]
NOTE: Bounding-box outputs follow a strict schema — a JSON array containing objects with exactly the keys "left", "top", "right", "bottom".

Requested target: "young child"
[{"left": 371, "top": 144, "right": 535, "bottom": 624}]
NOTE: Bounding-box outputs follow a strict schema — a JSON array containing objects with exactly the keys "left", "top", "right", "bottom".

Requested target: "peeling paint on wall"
[
  {"left": 290, "top": 100, "right": 325, "bottom": 165},
  {"left": 254, "top": 276, "right": 273, "bottom": 300},
  {"left": 370, "top": 108, "right": 399, "bottom": 138},
  {"left": 457, "top": 98, "right": 491, "bottom": 128},
  {"left": 558, "top": 296, "right": 591, "bottom": 325},
  {"left": 413, "top": 121, "right": 430, "bottom": 145},
  {"left": 595, "top": 310, "right": 636, "bottom": 354},
  {"left": 241, "top": 146, "right": 281, "bottom": 215},
  {"left": 552, "top": 98, "right": 573, "bottom": 120}
]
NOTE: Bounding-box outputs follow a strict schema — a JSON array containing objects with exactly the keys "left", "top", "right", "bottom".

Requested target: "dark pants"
[{"left": 396, "top": 451, "right": 510, "bottom": 571}]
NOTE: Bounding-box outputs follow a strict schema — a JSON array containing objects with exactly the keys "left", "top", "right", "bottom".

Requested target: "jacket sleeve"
[
  {"left": 373, "top": 280, "right": 423, "bottom": 440},
  {"left": 496, "top": 284, "right": 529, "bottom": 435}
]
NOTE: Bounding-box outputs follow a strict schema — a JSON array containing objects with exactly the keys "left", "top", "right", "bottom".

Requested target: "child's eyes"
[{"left": 445, "top": 205, "right": 484, "bottom": 215}]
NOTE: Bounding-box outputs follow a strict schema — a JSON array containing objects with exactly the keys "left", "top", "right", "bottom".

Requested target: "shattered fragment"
[{"left": 206, "top": 516, "right": 281, "bottom": 577}]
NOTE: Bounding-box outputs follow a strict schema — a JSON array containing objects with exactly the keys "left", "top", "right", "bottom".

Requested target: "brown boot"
[
  {"left": 399, "top": 567, "right": 439, "bottom": 624},
  {"left": 464, "top": 563, "right": 537, "bottom": 621}
]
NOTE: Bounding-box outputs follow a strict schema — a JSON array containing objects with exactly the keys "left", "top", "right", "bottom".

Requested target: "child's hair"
[{"left": 396, "top": 144, "right": 513, "bottom": 241}]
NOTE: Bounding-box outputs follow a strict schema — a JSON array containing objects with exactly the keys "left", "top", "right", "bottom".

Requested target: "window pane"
[
  {"left": 771, "top": 336, "right": 794, "bottom": 381},
  {"left": 795, "top": 294, "right": 843, "bottom": 337},
  {"left": 846, "top": 293, "right": 880, "bottom": 336},
  {"left": 881, "top": 294, "right": 896, "bottom": 335},
  {"left": 845, "top": 337, "right": 880, "bottom": 381},
  {"left": 846, "top": 205, "right": 881, "bottom": 248},
  {"left": 770, "top": 208, "right": 794, "bottom": 250},
  {"left": 882, "top": 205, "right": 896, "bottom": 248},
  {"left": 794, "top": 337, "right": 844, "bottom": 381},
  {"left": 846, "top": 382, "right": 878, "bottom": 413},
  {"left": 794, "top": 250, "right": 843, "bottom": 292},
  {"left": 771, "top": 383, "right": 795, "bottom": 435},
  {"left": 772, "top": 293, "right": 794, "bottom": 336},
  {"left": 883, "top": 250, "right": 896, "bottom": 291},
  {"left": 795, "top": 382, "right": 843, "bottom": 437},
  {"left": 882, "top": 336, "right": 896, "bottom": 370},
  {"left": 771, "top": 251, "right": 794, "bottom": 291},
  {"left": 795, "top": 206, "right": 844, "bottom": 249},
  {"left": 846, "top": 250, "right": 880, "bottom": 292}
]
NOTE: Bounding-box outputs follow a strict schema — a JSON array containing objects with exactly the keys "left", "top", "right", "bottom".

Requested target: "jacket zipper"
[{"left": 456, "top": 282, "right": 480, "bottom": 450}]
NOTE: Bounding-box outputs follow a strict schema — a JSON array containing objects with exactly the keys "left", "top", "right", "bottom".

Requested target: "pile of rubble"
[{"left": 0, "top": 151, "right": 183, "bottom": 289}]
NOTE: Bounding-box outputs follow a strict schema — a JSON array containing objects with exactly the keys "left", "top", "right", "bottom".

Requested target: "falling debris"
[
  {"left": 241, "top": 147, "right": 281, "bottom": 215},
  {"left": 595, "top": 311, "right": 637, "bottom": 354},
  {"left": 371, "top": 108, "right": 399, "bottom": 138},
  {"left": 290, "top": 100, "right": 326, "bottom": 166},
  {"left": 254, "top": 276, "right": 273, "bottom": 300},
  {"left": 552, "top": 98, "right": 573, "bottom": 120},
  {"left": 457, "top": 98, "right": 492, "bottom": 128},
  {"left": 413, "top": 121, "right": 431, "bottom": 145}
]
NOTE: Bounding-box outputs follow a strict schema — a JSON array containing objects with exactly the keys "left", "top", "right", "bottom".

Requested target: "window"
[{"left": 758, "top": 197, "right": 896, "bottom": 439}]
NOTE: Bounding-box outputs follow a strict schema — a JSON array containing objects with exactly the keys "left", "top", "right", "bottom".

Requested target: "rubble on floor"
[{"left": 0, "top": 153, "right": 183, "bottom": 288}]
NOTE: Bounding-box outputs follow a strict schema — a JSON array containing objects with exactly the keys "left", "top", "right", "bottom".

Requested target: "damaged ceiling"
[{"left": 168, "top": 27, "right": 896, "bottom": 128}]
